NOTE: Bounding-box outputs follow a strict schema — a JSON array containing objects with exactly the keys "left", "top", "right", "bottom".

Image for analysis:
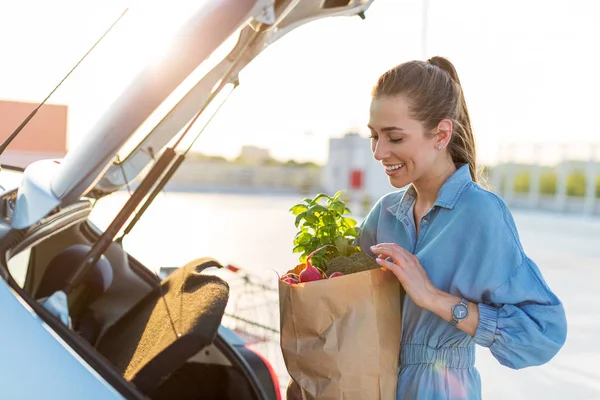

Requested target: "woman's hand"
[
  {"left": 370, "top": 243, "right": 439, "bottom": 309},
  {"left": 371, "top": 243, "right": 480, "bottom": 336}
]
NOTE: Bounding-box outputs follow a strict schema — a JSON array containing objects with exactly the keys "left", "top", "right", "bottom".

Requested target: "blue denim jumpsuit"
[{"left": 358, "top": 164, "right": 567, "bottom": 400}]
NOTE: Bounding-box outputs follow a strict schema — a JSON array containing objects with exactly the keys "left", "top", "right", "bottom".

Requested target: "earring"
[{"left": 437, "top": 143, "right": 443, "bottom": 150}]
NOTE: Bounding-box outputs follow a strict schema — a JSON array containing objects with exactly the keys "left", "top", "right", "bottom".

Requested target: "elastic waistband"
[{"left": 400, "top": 344, "right": 475, "bottom": 369}]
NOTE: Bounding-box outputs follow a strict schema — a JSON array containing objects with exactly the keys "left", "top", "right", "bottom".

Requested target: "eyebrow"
[{"left": 367, "top": 125, "right": 405, "bottom": 132}]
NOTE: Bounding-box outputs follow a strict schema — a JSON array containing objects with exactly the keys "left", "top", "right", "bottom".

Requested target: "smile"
[{"left": 384, "top": 164, "right": 405, "bottom": 171}]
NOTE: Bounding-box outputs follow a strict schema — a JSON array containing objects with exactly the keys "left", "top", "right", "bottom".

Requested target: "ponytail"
[{"left": 427, "top": 57, "right": 478, "bottom": 182}]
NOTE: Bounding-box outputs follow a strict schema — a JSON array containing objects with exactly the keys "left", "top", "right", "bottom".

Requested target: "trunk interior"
[{"left": 6, "top": 207, "right": 260, "bottom": 399}]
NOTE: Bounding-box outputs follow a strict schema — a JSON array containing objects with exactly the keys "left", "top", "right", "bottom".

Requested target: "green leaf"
[
  {"left": 297, "top": 232, "right": 312, "bottom": 245},
  {"left": 313, "top": 246, "right": 330, "bottom": 257},
  {"left": 344, "top": 207, "right": 352, "bottom": 214},
  {"left": 334, "top": 236, "right": 349, "bottom": 256},
  {"left": 304, "top": 214, "right": 319, "bottom": 224},
  {"left": 293, "top": 244, "right": 305, "bottom": 253},
  {"left": 347, "top": 245, "right": 361, "bottom": 255},
  {"left": 322, "top": 213, "right": 336, "bottom": 225},
  {"left": 342, "top": 217, "right": 357, "bottom": 228},
  {"left": 320, "top": 236, "right": 332, "bottom": 245},
  {"left": 311, "top": 255, "right": 327, "bottom": 270},
  {"left": 333, "top": 190, "right": 343, "bottom": 200},
  {"left": 289, "top": 204, "right": 308, "bottom": 215},
  {"left": 312, "top": 193, "right": 331, "bottom": 203},
  {"left": 328, "top": 224, "right": 339, "bottom": 236},
  {"left": 308, "top": 204, "right": 328, "bottom": 214},
  {"left": 344, "top": 227, "right": 358, "bottom": 237},
  {"left": 294, "top": 212, "right": 306, "bottom": 228},
  {"left": 330, "top": 200, "right": 346, "bottom": 215}
]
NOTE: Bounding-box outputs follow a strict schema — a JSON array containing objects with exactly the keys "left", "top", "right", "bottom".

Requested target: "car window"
[
  {"left": 1, "top": 167, "right": 30, "bottom": 287},
  {"left": 7, "top": 247, "right": 32, "bottom": 288}
]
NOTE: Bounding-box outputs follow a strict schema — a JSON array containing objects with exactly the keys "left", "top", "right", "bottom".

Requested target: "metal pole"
[
  {"left": 555, "top": 145, "right": 568, "bottom": 212},
  {"left": 584, "top": 144, "right": 598, "bottom": 215},
  {"left": 505, "top": 143, "right": 516, "bottom": 205},
  {"left": 421, "top": 0, "right": 429, "bottom": 58},
  {"left": 529, "top": 144, "right": 541, "bottom": 208}
]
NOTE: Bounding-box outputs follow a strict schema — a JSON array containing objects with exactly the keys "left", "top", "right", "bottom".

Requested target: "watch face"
[{"left": 453, "top": 304, "right": 468, "bottom": 320}]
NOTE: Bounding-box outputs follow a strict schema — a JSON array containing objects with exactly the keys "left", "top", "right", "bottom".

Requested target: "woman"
[{"left": 361, "top": 57, "right": 567, "bottom": 400}]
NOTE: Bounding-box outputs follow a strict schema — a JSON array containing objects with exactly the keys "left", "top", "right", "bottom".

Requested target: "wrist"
[
  {"left": 427, "top": 289, "right": 461, "bottom": 320},
  {"left": 423, "top": 284, "right": 444, "bottom": 310}
]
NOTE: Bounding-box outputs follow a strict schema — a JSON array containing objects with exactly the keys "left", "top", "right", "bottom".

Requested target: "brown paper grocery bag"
[{"left": 279, "top": 267, "right": 402, "bottom": 400}]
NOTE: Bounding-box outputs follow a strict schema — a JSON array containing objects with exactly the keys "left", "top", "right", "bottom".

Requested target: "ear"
[{"left": 435, "top": 119, "right": 453, "bottom": 149}]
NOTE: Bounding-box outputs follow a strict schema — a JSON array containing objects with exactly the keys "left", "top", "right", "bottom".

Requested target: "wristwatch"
[{"left": 450, "top": 298, "right": 469, "bottom": 327}]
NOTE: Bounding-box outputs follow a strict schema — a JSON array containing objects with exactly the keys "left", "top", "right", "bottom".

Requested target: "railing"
[{"left": 487, "top": 143, "right": 600, "bottom": 215}]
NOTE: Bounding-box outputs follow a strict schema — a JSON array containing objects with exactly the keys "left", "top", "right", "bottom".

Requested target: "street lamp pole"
[{"left": 421, "top": 0, "right": 429, "bottom": 59}]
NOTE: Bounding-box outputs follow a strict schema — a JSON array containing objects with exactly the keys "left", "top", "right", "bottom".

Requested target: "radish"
[
  {"left": 328, "top": 272, "right": 343, "bottom": 279},
  {"left": 299, "top": 263, "right": 322, "bottom": 283},
  {"left": 280, "top": 273, "right": 300, "bottom": 284},
  {"left": 298, "top": 247, "right": 330, "bottom": 283}
]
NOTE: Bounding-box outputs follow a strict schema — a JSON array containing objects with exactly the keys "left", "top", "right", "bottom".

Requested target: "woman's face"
[{"left": 368, "top": 95, "right": 441, "bottom": 189}]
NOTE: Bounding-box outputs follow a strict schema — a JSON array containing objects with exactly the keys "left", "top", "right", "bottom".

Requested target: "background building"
[
  {"left": 237, "top": 145, "right": 272, "bottom": 166},
  {"left": 323, "top": 132, "right": 393, "bottom": 213},
  {"left": 0, "top": 100, "right": 68, "bottom": 168}
]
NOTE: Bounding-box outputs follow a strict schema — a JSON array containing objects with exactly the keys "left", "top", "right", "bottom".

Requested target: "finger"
[
  {"left": 371, "top": 243, "right": 406, "bottom": 254},
  {"left": 377, "top": 244, "right": 416, "bottom": 263},
  {"left": 375, "top": 258, "right": 406, "bottom": 280},
  {"left": 371, "top": 245, "right": 409, "bottom": 262},
  {"left": 371, "top": 244, "right": 400, "bottom": 255},
  {"left": 377, "top": 254, "right": 396, "bottom": 265},
  {"left": 375, "top": 252, "right": 402, "bottom": 267},
  {"left": 371, "top": 243, "right": 400, "bottom": 251},
  {"left": 371, "top": 242, "right": 396, "bottom": 246}
]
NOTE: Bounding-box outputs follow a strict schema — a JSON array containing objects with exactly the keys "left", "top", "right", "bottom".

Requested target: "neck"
[{"left": 412, "top": 158, "right": 457, "bottom": 209}]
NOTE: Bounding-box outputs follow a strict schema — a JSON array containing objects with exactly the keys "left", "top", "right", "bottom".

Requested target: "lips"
[
  {"left": 383, "top": 163, "right": 405, "bottom": 176},
  {"left": 384, "top": 163, "right": 405, "bottom": 171}
]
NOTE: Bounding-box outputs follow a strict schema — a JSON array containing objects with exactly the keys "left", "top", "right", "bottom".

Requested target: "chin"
[{"left": 388, "top": 176, "right": 411, "bottom": 189}]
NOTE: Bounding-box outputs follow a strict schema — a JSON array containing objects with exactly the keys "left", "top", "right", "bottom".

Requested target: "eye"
[
  {"left": 368, "top": 132, "right": 378, "bottom": 140},
  {"left": 389, "top": 138, "right": 403, "bottom": 143}
]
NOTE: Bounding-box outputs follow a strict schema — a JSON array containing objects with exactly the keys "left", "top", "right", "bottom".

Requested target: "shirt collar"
[{"left": 386, "top": 163, "right": 472, "bottom": 217}]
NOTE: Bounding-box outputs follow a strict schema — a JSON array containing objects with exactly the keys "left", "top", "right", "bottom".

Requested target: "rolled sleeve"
[
  {"left": 474, "top": 303, "right": 499, "bottom": 348},
  {"left": 474, "top": 257, "right": 567, "bottom": 369}
]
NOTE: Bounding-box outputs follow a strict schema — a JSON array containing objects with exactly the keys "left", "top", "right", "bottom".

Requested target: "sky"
[{"left": 0, "top": 0, "right": 599, "bottom": 166}]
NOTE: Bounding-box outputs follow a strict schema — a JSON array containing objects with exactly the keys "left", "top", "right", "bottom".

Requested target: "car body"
[{"left": 0, "top": 1, "right": 375, "bottom": 399}]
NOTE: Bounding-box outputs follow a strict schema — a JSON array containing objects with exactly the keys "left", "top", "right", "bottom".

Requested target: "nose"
[{"left": 372, "top": 139, "right": 390, "bottom": 161}]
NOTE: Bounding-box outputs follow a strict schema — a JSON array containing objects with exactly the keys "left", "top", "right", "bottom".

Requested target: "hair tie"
[{"left": 427, "top": 58, "right": 437, "bottom": 67}]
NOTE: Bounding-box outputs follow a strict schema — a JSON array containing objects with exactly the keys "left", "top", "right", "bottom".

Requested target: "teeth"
[{"left": 385, "top": 164, "right": 404, "bottom": 171}]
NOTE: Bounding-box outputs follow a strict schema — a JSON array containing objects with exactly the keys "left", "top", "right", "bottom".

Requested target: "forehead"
[{"left": 369, "top": 95, "right": 415, "bottom": 128}]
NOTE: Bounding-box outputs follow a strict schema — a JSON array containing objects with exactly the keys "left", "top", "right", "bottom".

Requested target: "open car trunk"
[
  {"left": 7, "top": 212, "right": 268, "bottom": 399},
  {"left": 0, "top": 1, "right": 376, "bottom": 399}
]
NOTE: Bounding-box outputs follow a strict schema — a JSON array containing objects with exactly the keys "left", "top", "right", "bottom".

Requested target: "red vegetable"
[
  {"left": 299, "top": 263, "right": 322, "bottom": 283},
  {"left": 328, "top": 272, "right": 343, "bottom": 279},
  {"left": 283, "top": 277, "right": 299, "bottom": 285}
]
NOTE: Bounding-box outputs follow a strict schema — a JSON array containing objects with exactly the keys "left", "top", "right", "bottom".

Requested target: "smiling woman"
[{"left": 359, "top": 57, "right": 567, "bottom": 400}]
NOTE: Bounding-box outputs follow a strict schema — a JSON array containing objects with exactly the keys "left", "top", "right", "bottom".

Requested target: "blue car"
[{"left": 0, "top": 1, "right": 375, "bottom": 399}]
